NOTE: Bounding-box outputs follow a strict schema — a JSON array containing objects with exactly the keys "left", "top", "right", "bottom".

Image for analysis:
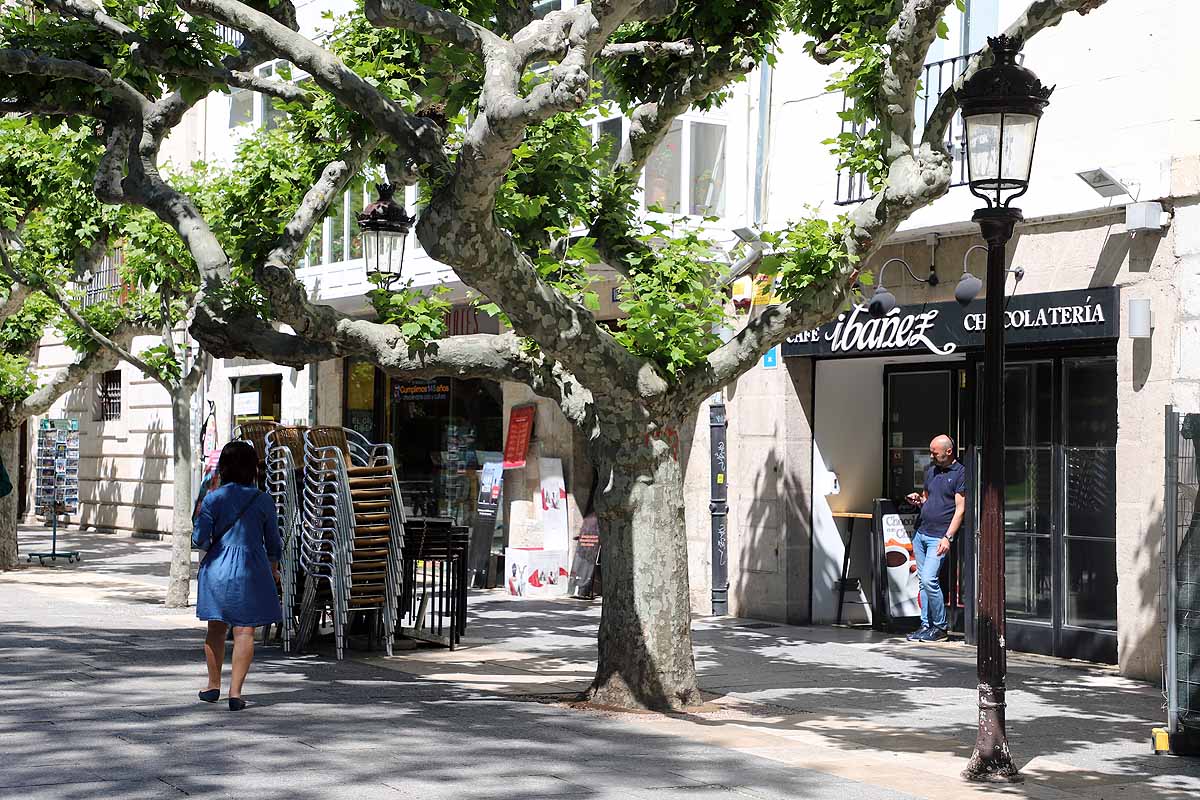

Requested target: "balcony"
[{"left": 835, "top": 53, "right": 973, "bottom": 205}]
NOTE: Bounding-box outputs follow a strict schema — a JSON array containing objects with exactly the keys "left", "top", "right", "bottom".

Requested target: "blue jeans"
[{"left": 913, "top": 531, "right": 947, "bottom": 630}]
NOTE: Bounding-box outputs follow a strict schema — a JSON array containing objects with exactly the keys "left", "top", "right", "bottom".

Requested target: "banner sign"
[
  {"left": 783, "top": 287, "right": 1119, "bottom": 359},
  {"left": 539, "top": 457, "right": 570, "bottom": 552},
  {"left": 503, "top": 404, "right": 536, "bottom": 469},
  {"left": 393, "top": 382, "right": 450, "bottom": 402},
  {"left": 468, "top": 460, "right": 504, "bottom": 588}
]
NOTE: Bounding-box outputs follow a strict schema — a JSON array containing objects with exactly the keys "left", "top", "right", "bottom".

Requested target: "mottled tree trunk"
[
  {"left": 165, "top": 392, "right": 194, "bottom": 607},
  {"left": 0, "top": 427, "right": 18, "bottom": 569},
  {"left": 588, "top": 425, "right": 700, "bottom": 710}
]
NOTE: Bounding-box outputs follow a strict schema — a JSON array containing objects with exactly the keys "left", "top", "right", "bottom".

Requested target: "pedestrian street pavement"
[{"left": 2, "top": 525, "right": 1199, "bottom": 799}]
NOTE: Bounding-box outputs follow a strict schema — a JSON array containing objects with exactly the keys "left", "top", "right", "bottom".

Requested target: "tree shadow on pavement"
[{"left": 0, "top": 618, "right": 911, "bottom": 800}]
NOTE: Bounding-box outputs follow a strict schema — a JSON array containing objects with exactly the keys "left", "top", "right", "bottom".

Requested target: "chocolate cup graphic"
[{"left": 885, "top": 550, "right": 909, "bottom": 568}]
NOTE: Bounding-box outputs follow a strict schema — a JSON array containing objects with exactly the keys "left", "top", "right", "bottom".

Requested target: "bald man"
[{"left": 903, "top": 435, "right": 966, "bottom": 642}]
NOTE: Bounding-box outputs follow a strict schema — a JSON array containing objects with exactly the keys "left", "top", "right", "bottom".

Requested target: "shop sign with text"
[{"left": 782, "top": 287, "right": 1118, "bottom": 359}]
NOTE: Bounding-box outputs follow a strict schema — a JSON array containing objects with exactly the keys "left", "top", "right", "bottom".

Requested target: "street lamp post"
[
  {"left": 357, "top": 183, "right": 415, "bottom": 290},
  {"left": 955, "top": 35, "right": 1053, "bottom": 783}
]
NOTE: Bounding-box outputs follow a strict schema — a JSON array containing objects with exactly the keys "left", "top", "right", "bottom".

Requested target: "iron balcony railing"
[
  {"left": 81, "top": 248, "right": 122, "bottom": 308},
  {"left": 216, "top": 24, "right": 244, "bottom": 48},
  {"left": 836, "top": 52, "right": 973, "bottom": 205}
]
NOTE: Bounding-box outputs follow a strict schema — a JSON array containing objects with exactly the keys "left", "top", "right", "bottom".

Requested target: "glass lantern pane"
[
  {"left": 381, "top": 230, "right": 404, "bottom": 278},
  {"left": 362, "top": 230, "right": 378, "bottom": 275},
  {"left": 965, "top": 112, "right": 1002, "bottom": 187},
  {"left": 1000, "top": 113, "right": 1039, "bottom": 186}
]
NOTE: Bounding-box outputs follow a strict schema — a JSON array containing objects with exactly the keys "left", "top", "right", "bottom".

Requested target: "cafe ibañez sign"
[{"left": 782, "top": 287, "right": 1119, "bottom": 359}]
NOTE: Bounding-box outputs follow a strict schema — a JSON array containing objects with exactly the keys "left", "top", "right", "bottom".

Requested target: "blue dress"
[{"left": 193, "top": 484, "right": 283, "bottom": 627}]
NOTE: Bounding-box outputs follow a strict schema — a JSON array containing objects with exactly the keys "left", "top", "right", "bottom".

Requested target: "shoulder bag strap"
[{"left": 204, "top": 490, "right": 261, "bottom": 559}]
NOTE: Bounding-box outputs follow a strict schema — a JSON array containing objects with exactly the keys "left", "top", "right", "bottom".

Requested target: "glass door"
[{"left": 885, "top": 367, "right": 968, "bottom": 631}]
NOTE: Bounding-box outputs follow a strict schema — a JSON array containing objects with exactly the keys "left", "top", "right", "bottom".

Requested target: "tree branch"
[
  {"left": 0, "top": 327, "right": 139, "bottom": 429},
  {"left": 599, "top": 40, "right": 695, "bottom": 60},
  {"left": 923, "top": 0, "right": 1111, "bottom": 147},
  {"left": 363, "top": 0, "right": 501, "bottom": 55},
  {"left": 0, "top": 49, "right": 150, "bottom": 112},
  {"left": 880, "top": 0, "right": 955, "bottom": 157},
  {"left": 177, "top": 0, "right": 450, "bottom": 181},
  {"left": 260, "top": 137, "right": 381, "bottom": 339}
]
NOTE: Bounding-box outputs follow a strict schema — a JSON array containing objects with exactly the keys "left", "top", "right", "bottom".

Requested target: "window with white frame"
[
  {"left": 228, "top": 60, "right": 293, "bottom": 130},
  {"left": 596, "top": 116, "right": 622, "bottom": 170},
  {"left": 689, "top": 122, "right": 726, "bottom": 216},
  {"left": 644, "top": 120, "right": 683, "bottom": 213}
]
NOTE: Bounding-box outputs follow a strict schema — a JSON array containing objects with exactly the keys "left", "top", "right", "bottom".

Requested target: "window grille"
[{"left": 98, "top": 370, "right": 122, "bottom": 422}]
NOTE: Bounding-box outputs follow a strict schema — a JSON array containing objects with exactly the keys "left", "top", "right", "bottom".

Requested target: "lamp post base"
[{"left": 962, "top": 683, "right": 1023, "bottom": 783}]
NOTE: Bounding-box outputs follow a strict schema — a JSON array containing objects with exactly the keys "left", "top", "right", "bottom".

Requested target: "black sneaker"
[
  {"left": 919, "top": 626, "right": 949, "bottom": 642},
  {"left": 905, "top": 625, "right": 930, "bottom": 641}
]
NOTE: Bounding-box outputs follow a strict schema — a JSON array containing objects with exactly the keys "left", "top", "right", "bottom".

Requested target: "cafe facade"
[{"left": 694, "top": 209, "right": 1200, "bottom": 682}]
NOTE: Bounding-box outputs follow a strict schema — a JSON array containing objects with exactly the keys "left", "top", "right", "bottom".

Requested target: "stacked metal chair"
[
  {"left": 265, "top": 425, "right": 306, "bottom": 653},
  {"left": 294, "top": 426, "right": 406, "bottom": 660}
]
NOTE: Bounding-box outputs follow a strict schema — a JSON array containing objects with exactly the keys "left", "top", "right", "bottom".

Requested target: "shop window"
[
  {"left": 644, "top": 119, "right": 682, "bottom": 213},
  {"left": 689, "top": 121, "right": 726, "bottom": 216},
  {"left": 386, "top": 377, "right": 504, "bottom": 524},
  {"left": 1063, "top": 357, "right": 1117, "bottom": 631},
  {"left": 345, "top": 358, "right": 379, "bottom": 441},
  {"left": 95, "top": 370, "right": 122, "bottom": 422},
  {"left": 232, "top": 374, "right": 283, "bottom": 431}
]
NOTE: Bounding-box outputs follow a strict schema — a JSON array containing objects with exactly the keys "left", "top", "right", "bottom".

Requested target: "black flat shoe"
[
  {"left": 198, "top": 689, "right": 220, "bottom": 703},
  {"left": 228, "top": 697, "right": 246, "bottom": 711}
]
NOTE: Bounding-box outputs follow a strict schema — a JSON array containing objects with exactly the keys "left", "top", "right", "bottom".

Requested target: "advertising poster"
[
  {"left": 539, "top": 457, "right": 569, "bottom": 552},
  {"left": 875, "top": 498, "right": 921, "bottom": 621},
  {"left": 504, "top": 547, "right": 568, "bottom": 597}
]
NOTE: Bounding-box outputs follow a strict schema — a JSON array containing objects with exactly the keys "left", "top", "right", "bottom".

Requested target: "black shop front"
[{"left": 787, "top": 287, "right": 1120, "bottom": 664}]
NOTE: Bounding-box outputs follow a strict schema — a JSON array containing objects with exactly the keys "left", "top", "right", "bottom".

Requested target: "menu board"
[{"left": 36, "top": 418, "right": 80, "bottom": 514}]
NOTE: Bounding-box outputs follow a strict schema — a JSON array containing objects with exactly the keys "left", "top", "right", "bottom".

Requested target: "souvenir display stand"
[{"left": 28, "top": 418, "right": 80, "bottom": 565}]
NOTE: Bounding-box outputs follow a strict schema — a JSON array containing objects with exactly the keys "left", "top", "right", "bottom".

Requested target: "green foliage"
[
  {"left": 367, "top": 279, "right": 452, "bottom": 354},
  {"left": 138, "top": 343, "right": 184, "bottom": 385},
  {"left": 0, "top": 0, "right": 236, "bottom": 115},
  {"left": 755, "top": 213, "right": 858, "bottom": 301},
  {"left": 0, "top": 292, "right": 57, "bottom": 354},
  {"left": 601, "top": 1, "right": 799, "bottom": 112},
  {"left": 0, "top": 351, "right": 36, "bottom": 405},
  {"left": 57, "top": 301, "right": 123, "bottom": 355},
  {"left": 613, "top": 224, "right": 728, "bottom": 377}
]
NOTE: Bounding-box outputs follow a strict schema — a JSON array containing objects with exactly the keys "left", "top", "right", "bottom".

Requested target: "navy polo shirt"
[{"left": 918, "top": 460, "right": 967, "bottom": 537}]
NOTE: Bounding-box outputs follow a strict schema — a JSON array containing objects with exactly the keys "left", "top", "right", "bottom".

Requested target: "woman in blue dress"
[{"left": 192, "top": 440, "right": 282, "bottom": 711}]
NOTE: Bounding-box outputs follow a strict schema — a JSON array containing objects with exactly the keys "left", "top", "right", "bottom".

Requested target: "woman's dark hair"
[{"left": 217, "top": 440, "right": 258, "bottom": 486}]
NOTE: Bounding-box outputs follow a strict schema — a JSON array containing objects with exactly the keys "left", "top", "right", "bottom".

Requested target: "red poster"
[{"left": 503, "top": 404, "right": 536, "bottom": 469}]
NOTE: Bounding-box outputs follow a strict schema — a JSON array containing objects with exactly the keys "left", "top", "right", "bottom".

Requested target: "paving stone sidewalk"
[{"left": 3, "top": 525, "right": 1199, "bottom": 800}]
